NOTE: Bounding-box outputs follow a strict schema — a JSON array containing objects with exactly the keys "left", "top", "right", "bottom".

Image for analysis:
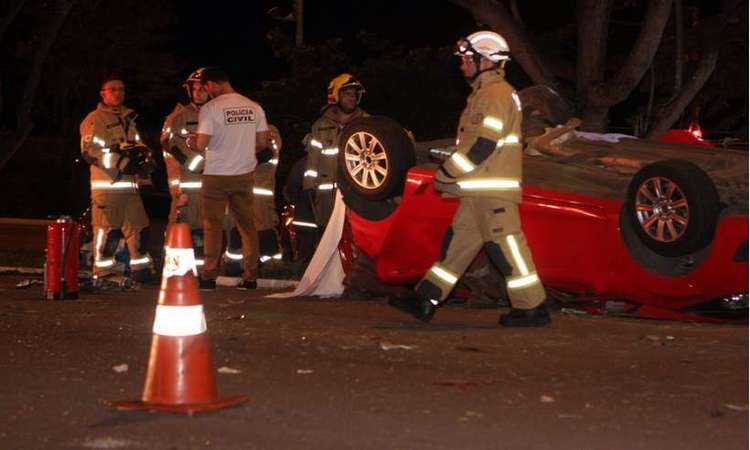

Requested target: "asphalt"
[{"left": 1, "top": 275, "right": 747, "bottom": 450}]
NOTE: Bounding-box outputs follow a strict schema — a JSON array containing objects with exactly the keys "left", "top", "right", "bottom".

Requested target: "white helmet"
[{"left": 455, "top": 31, "right": 511, "bottom": 63}]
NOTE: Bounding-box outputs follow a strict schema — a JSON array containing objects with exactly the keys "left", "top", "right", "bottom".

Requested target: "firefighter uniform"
[
  {"left": 80, "top": 103, "right": 153, "bottom": 277},
  {"left": 160, "top": 103, "right": 207, "bottom": 266},
  {"left": 161, "top": 103, "right": 205, "bottom": 227},
  {"left": 303, "top": 106, "right": 367, "bottom": 226},
  {"left": 420, "top": 68, "right": 546, "bottom": 310}
]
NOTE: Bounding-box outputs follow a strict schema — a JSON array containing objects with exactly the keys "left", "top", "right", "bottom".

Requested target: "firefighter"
[
  {"left": 160, "top": 68, "right": 210, "bottom": 267},
  {"left": 79, "top": 75, "right": 155, "bottom": 282},
  {"left": 303, "top": 73, "right": 368, "bottom": 228},
  {"left": 224, "top": 125, "right": 283, "bottom": 272},
  {"left": 389, "top": 31, "right": 550, "bottom": 327}
]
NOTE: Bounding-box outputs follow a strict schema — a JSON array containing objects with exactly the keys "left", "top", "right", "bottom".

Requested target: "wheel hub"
[
  {"left": 634, "top": 176, "right": 689, "bottom": 243},
  {"left": 343, "top": 131, "right": 389, "bottom": 190}
]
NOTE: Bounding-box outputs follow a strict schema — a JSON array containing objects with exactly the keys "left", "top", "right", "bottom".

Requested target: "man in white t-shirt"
[{"left": 186, "top": 67, "right": 269, "bottom": 290}]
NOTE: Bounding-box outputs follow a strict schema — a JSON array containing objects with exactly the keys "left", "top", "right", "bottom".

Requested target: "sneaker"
[
  {"left": 388, "top": 295, "right": 437, "bottom": 323},
  {"left": 499, "top": 305, "right": 551, "bottom": 327},
  {"left": 236, "top": 279, "right": 257, "bottom": 290},
  {"left": 199, "top": 278, "right": 216, "bottom": 291}
]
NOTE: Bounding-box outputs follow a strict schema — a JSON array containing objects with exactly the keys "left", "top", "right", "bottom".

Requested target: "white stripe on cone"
[{"left": 152, "top": 305, "right": 207, "bottom": 336}]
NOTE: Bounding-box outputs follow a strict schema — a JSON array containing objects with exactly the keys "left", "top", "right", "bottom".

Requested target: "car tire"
[
  {"left": 625, "top": 159, "right": 720, "bottom": 257},
  {"left": 338, "top": 179, "right": 399, "bottom": 221},
  {"left": 338, "top": 116, "right": 416, "bottom": 201}
]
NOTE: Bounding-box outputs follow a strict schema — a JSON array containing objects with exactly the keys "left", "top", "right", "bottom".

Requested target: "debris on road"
[
  {"left": 725, "top": 403, "right": 748, "bottom": 411},
  {"left": 15, "top": 279, "right": 43, "bottom": 289},
  {"left": 379, "top": 341, "right": 415, "bottom": 351},
  {"left": 81, "top": 437, "right": 136, "bottom": 449},
  {"left": 111, "top": 363, "right": 128, "bottom": 373},
  {"left": 217, "top": 366, "right": 242, "bottom": 374}
]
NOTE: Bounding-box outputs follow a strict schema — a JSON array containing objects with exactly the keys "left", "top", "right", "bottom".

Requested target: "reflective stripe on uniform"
[
  {"left": 169, "top": 179, "right": 180, "bottom": 187},
  {"left": 321, "top": 147, "right": 338, "bottom": 156},
  {"left": 292, "top": 220, "right": 318, "bottom": 228},
  {"left": 429, "top": 265, "right": 459, "bottom": 286},
  {"left": 103, "top": 153, "right": 115, "bottom": 169},
  {"left": 195, "top": 259, "right": 204, "bottom": 266},
  {"left": 448, "top": 152, "right": 476, "bottom": 174},
  {"left": 310, "top": 139, "right": 323, "bottom": 149},
  {"left": 304, "top": 170, "right": 318, "bottom": 178},
  {"left": 180, "top": 181, "right": 202, "bottom": 189},
  {"left": 253, "top": 187, "right": 274, "bottom": 196},
  {"left": 188, "top": 155, "right": 204, "bottom": 171},
  {"left": 91, "top": 181, "right": 138, "bottom": 190},
  {"left": 506, "top": 235, "right": 529, "bottom": 276},
  {"left": 224, "top": 250, "right": 243, "bottom": 261},
  {"left": 317, "top": 183, "right": 335, "bottom": 191},
  {"left": 456, "top": 178, "right": 520, "bottom": 191},
  {"left": 482, "top": 116, "right": 504, "bottom": 133},
  {"left": 507, "top": 273, "right": 540, "bottom": 289},
  {"left": 511, "top": 92, "right": 522, "bottom": 112},
  {"left": 269, "top": 158, "right": 279, "bottom": 165},
  {"left": 94, "top": 258, "right": 115, "bottom": 268},
  {"left": 130, "top": 255, "right": 152, "bottom": 267},
  {"left": 260, "top": 253, "right": 283, "bottom": 263},
  {"left": 152, "top": 305, "right": 207, "bottom": 337}
]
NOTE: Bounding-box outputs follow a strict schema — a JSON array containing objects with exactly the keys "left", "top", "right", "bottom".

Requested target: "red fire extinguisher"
[{"left": 45, "top": 216, "right": 80, "bottom": 300}]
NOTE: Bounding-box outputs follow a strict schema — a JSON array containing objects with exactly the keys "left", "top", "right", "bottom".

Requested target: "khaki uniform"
[
  {"left": 160, "top": 103, "right": 204, "bottom": 228},
  {"left": 303, "top": 106, "right": 366, "bottom": 226},
  {"left": 420, "top": 70, "right": 545, "bottom": 309},
  {"left": 80, "top": 103, "right": 152, "bottom": 276}
]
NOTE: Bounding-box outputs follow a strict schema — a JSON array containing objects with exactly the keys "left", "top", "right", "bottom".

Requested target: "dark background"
[{"left": 0, "top": 0, "right": 746, "bottom": 218}]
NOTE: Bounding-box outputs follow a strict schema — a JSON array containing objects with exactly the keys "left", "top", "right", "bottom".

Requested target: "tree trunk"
[
  {"left": 0, "top": 0, "right": 74, "bottom": 170},
  {"left": 576, "top": 0, "right": 613, "bottom": 113},
  {"left": 590, "top": 0, "right": 672, "bottom": 108},
  {"left": 646, "top": 41, "right": 719, "bottom": 138}
]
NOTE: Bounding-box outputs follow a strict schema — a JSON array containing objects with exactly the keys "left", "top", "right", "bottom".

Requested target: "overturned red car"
[{"left": 333, "top": 111, "right": 748, "bottom": 322}]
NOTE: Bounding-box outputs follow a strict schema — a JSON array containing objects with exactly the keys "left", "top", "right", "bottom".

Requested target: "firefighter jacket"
[
  {"left": 80, "top": 103, "right": 142, "bottom": 190},
  {"left": 302, "top": 106, "right": 367, "bottom": 191},
  {"left": 253, "top": 137, "right": 279, "bottom": 231},
  {"left": 161, "top": 103, "right": 204, "bottom": 193},
  {"left": 435, "top": 69, "right": 524, "bottom": 203}
]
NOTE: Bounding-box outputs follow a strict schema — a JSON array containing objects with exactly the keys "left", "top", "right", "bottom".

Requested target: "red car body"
[{"left": 346, "top": 157, "right": 748, "bottom": 321}]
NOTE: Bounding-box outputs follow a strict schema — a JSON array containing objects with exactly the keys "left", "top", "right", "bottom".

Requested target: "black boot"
[
  {"left": 499, "top": 304, "right": 551, "bottom": 327},
  {"left": 388, "top": 295, "right": 437, "bottom": 323}
]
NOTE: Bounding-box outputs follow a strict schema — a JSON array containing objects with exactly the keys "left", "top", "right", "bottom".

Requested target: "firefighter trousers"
[
  {"left": 417, "top": 197, "right": 546, "bottom": 309},
  {"left": 90, "top": 190, "right": 150, "bottom": 275},
  {"left": 200, "top": 172, "right": 259, "bottom": 281}
]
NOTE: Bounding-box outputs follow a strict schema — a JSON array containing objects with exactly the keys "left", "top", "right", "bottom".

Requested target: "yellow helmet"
[{"left": 327, "top": 73, "right": 365, "bottom": 105}]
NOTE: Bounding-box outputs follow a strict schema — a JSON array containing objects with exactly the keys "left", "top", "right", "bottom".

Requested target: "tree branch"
[
  {"left": 646, "top": 16, "right": 723, "bottom": 138},
  {"left": 452, "top": 0, "right": 559, "bottom": 90},
  {"left": 593, "top": 0, "right": 672, "bottom": 106}
]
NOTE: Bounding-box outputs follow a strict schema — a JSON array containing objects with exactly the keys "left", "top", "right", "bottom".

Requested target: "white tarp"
[{"left": 267, "top": 190, "right": 346, "bottom": 298}]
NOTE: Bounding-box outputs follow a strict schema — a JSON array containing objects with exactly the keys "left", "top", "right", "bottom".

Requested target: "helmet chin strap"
[{"left": 467, "top": 61, "right": 500, "bottom": 83}]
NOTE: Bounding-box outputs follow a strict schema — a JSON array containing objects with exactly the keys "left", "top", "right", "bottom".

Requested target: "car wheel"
[
  {"left": 338, "top": 116, "right": 416, "bottom": 201},
  {"left": 338, "top": 179, "right": 399, "bottom": 221},
  {"left": 625, "top": 159, "right": 720, "bottom": 257}
]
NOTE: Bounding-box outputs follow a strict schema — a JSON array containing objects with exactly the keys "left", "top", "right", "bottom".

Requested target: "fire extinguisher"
[{"left": 44, "top": 216, "right": 80, "bottom": 300}]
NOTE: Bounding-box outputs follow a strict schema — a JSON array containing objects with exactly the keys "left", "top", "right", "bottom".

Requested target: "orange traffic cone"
[{"left": 111, "top": 222, "right": 248, "bottom": 414}]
